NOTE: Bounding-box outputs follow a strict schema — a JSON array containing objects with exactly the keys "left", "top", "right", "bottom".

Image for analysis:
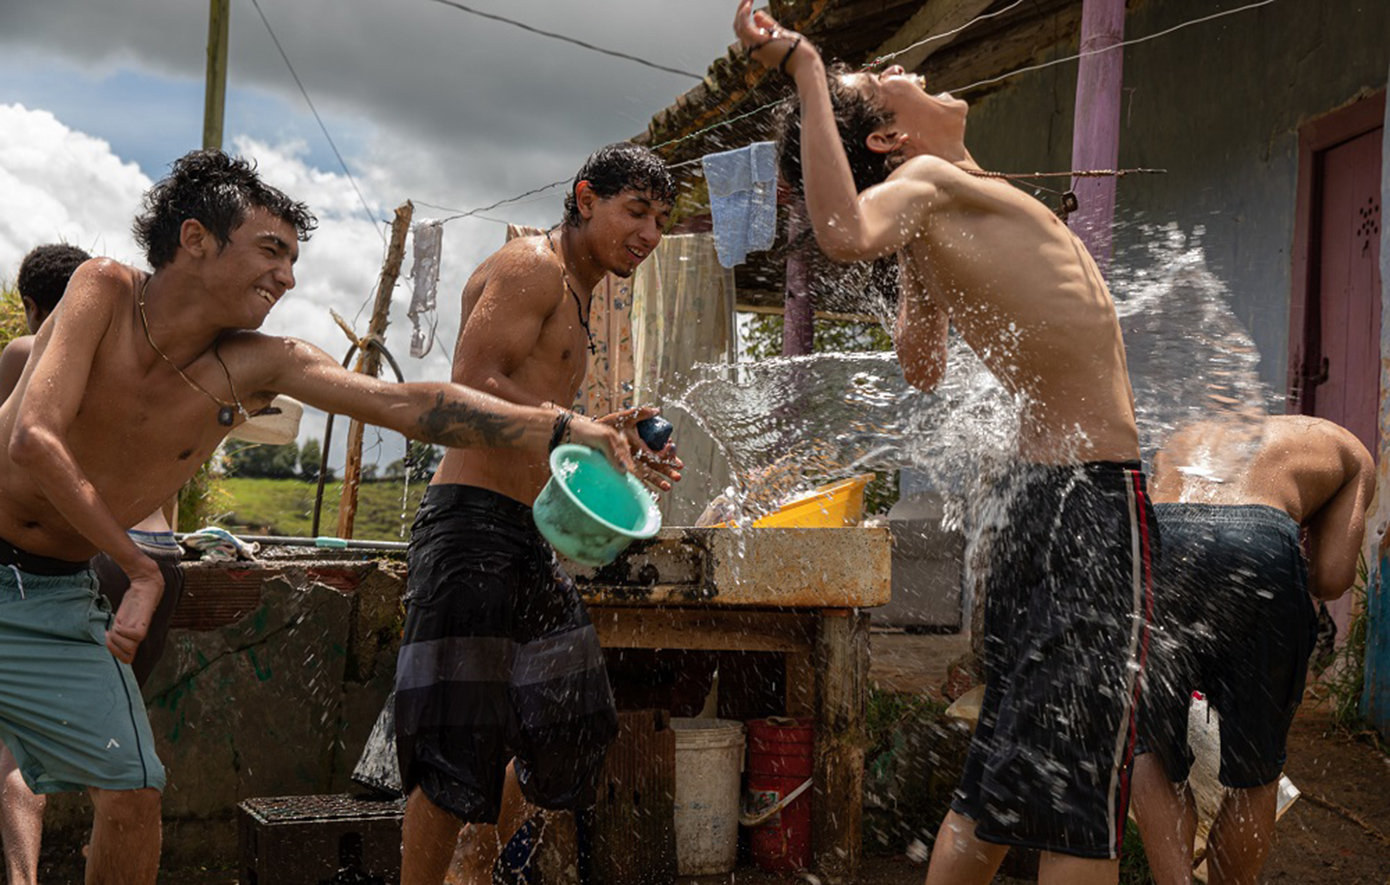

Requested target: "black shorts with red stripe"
[{"left": 951, "top": 460, "right": 1157, "bottom": 860}]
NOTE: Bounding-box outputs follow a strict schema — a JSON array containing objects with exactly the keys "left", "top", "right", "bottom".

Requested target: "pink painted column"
[{"left": 1069, "top": 0, "right": 1126, "bottom": 273}]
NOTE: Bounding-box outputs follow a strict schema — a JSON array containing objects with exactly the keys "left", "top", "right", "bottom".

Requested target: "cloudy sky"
[{"left": 0, "top": 0, "right": 738, "bottom": 468}]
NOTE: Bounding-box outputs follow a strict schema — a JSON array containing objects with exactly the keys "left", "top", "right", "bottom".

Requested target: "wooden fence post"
[{"left": 336, "top": 201, "right": 413, "bottom": 539}]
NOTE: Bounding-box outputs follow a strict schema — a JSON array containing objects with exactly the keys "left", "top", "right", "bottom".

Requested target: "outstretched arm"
[
  {"left": 261, "top": 337, "right": 637, "bottom": 474},
  {"left": 8, "top": 260, "right": 163, "bottom": 662},
  {"left": 733, "top": 0, "right": 942, "bottom": 261}
]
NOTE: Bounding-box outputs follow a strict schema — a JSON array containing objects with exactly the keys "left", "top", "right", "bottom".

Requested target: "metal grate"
[{"left": 241, "top": 794, "right": 405, "bottom": 825}]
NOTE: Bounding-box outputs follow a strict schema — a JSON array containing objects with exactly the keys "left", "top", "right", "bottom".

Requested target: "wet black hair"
[
  {"left": 775, "top": 62, "right": 896, "bottom": 195},
  {"left": 132, "top": 149, "right": 318, "bottom": 269},
  {"left": 562, "top": 142, "right": 677, "bottom": 227},
  {"left": 17, "top": 243, "right": 91, "bottom": 316}
]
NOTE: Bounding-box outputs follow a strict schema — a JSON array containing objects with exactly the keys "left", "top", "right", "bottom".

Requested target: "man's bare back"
[{"left": 1151, "top": 414, "right": 1375, "bottom": 598}]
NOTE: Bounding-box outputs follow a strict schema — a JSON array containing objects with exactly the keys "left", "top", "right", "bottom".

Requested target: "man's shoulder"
[
  {"left": 0, "top": 335, "right": 35, "bottom": 359},
  {"left": 72, "top": 256, "right": 137, "bottom": 290},
  {"left": 469, "top": 235, "right": 564, "bottom": 304}
]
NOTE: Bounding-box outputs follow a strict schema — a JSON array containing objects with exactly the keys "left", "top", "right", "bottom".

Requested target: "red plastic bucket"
[{"left": 743, "top": 717, "right": 813, "bottom": 873}]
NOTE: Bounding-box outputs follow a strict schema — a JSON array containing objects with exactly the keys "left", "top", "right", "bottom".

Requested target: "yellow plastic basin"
[{"left": 718, "top": 473, "right": 874, "bottom": 528}]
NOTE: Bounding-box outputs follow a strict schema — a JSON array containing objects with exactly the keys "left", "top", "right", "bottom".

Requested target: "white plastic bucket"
[{"left": 671, "top": 717, "right": 745, "bottom": 875}]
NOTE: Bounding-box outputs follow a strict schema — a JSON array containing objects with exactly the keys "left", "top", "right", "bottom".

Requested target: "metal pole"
[{"left": 202, "top": 0, "right": 231, "bottom": 151}]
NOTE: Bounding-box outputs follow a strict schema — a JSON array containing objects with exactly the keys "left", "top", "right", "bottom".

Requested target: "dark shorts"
[
  {"left": 394, "top": 484, "right": 618, "bottom": 824},
  {"left": 1137, "top": 504, "right": 1314, "bottom": 788},
  {"left": 951, "top": 461, "right": 1156, "bottom": 860}
]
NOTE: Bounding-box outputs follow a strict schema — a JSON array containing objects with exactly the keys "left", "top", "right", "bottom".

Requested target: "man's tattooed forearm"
[{"left": 417, "top": 393, "right": 527, "bottom": 448}]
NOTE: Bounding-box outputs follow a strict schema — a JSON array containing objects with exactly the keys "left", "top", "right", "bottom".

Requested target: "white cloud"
[
  {"left": 0, "top": 107, "right": 489, "bottom": 468},
  {"left": 0, "top": 103, "right": 150, "bottom": 276}
]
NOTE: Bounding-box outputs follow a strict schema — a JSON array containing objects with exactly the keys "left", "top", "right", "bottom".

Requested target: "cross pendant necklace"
[{"left": 545, "top": 229, "right": 598, "bottom": 355}]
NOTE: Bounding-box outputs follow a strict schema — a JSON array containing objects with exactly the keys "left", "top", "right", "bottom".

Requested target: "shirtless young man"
[
  {"left": 0, "top": 149, "right": 635, "bottom": 885},
  {"left": 736, "top": 4, "right": 1153, "bottom": 883},
  {"left": 396, "top": 142, "right": 679, "bottom": 885},
  {"left": 0, "top": 243, "right": 186, "bottom": 885},
  {"left": 1132, "top": 415, "right": 1374, "bottom": 885}
]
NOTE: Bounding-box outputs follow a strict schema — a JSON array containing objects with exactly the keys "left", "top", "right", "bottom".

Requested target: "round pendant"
[{"left": 218, "top": 405, "right": 236, "bottom": 426}]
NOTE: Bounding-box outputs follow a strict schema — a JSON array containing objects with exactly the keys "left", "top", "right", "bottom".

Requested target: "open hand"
[
  {"left": 107, "top": 560, "right": 164, "bottom": 664},
  {"left": 566, "top": 415, "right": 641, "bottom": 479},
  {"left": 598, "top": 406, "right": 684, "bottom": 492},
  {"left": 733, "top": 0, "right": 815, "bottom": 76}
]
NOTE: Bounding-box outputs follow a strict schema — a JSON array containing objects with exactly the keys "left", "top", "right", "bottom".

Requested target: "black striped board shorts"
[
  {"left": 1137, "top": 503, "right": 1315, "bottom": 789},
  {"left": 394, "top": 484, "right": 618, "bottom": 824},
  {"left": 951, "top": 461, "right": 1157, "bottom": 859}
]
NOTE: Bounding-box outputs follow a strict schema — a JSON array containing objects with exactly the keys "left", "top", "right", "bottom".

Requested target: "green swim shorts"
[{"left": 0, "top": 565, "right": 166, "bottom": 794}]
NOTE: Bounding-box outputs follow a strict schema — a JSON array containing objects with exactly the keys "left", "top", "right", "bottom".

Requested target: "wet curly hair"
[
  {"left": 775, "top": 62, "right": 896, "bottom": 195},
  {"left": 17, "top": 244, "right": 91, "bottom": 316},
  {"left": 133, "top": 150, "right": 317, "bottom": 269},
  {"left": 562, "top": 142, "right": 677, "bottom": 227}
]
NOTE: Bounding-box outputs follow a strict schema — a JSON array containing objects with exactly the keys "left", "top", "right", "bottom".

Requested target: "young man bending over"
[
  {"left": 1133, "top": 415, "right": 1374, "bottom": 885},
  {"left": 0, "top": 149, "right": 634, "bottom": 885},
  {"left": 397, "top": 142, "right": 681, "bottom": 885},
  {"left": 737, "top": 4, "right": 1153, "bottom": 883}
]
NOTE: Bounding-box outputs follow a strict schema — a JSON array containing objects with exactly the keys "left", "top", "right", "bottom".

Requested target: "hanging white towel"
[{"left": 409, "top": 219, "right": 444, "bottom": 358}]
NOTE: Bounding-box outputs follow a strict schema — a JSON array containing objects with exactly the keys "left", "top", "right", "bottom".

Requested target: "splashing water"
[{"left": 669, "top": 225, "right": 1273, "bottom": 526}]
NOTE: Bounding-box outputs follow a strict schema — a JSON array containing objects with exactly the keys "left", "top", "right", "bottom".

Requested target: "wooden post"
[
  {"left": 336, "top": 201, "right": 412, "bottom": 539},
  {"left": 202, "top": 0, "right": 230, "bottom": 151},
  {"left": 783, "top": 212, "right": 815, "bottom": 356},
  {"left": 812, "top": 608, "right": 868, "bottom": 883},
  {"left": 1069, "top": 0, "right": 1125, "bottom": 273}
]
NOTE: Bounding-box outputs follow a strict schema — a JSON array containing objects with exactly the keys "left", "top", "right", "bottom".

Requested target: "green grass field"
[{"left": 218, "top": 476, "right": 429, "bottom": 541}]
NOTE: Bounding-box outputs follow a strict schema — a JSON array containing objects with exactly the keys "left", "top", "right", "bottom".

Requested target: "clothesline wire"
[
  {"left": 417, "top": 0, "right": 1280, "bottom": 227},
  {"left": 422, "top": 0, "right": 703, "bottom": 80},
  {"left": 248, "top": 0, "right": 387, "bottom": 244},
  {"left": 867, "top": 0, "right": 1027, "bottom": 68}
]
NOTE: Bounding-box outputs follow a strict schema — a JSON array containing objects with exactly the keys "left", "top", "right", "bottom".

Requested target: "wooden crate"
[{"left": 238, "top": 794, "right": 404, "bottom": 885}]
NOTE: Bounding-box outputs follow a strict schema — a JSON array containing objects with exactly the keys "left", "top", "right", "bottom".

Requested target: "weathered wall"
[
  {"left": 1369, "top": 60, "right": 1390, "bottom": 735},
  {"left": 43, "top": 566, "right": 403, "bottom": 866},
  {"left": 963, "top": 0, "right": 1390, "bottom": 395}
]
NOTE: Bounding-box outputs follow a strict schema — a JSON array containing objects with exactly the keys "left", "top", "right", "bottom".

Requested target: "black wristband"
[
  {"left": 549, "top": 410, "right": 573, "bottom": 453},
  {"left": 778, "top": 36, "right": 802, "bottom": 75}
]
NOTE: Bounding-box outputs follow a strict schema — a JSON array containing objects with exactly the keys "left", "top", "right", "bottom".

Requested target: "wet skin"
[
  {"left": 1150, "top": 414, "right": 1375, "bottom": 600},
  {"left": 0, "top": 207, "right": 634, "bottom": 664},
  {"left": 737, "top": 0, "right": 1139, "bottom": 465},
  {"left": 431, "top": 185, "right": 682, "bottom": 505}
]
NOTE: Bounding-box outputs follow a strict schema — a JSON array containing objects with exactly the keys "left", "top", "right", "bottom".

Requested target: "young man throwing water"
[
  {"left": 736, "top": 4, "right": 1152, "bottom": 883},
  {"left": 1133, "top": 415, "right": 1374, "bottom": 885},
  {"left": 0, "top": 149, "right": 635, "bottom": 885},
  {"left": 396, "top": 142, "right": 680, "bottom": 885}
]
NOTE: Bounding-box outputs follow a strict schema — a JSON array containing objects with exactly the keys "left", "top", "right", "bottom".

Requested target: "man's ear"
[
  {"left": 866, "top": 129, "right": 908, "bottom": 155},
  {"left": 575, "top": 180, "right": 597, "bottom": 221},
  {"left": 179, "top": 219, "right": 213, "bottom": 258}
]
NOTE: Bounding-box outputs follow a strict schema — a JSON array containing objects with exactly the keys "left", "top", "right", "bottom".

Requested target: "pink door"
[
  {"left": 1309, "top": 126, "right": 1383, "bottom": 452},
  {"left": 1292, "top": 97, "right": 1384, "bottom": 641}
]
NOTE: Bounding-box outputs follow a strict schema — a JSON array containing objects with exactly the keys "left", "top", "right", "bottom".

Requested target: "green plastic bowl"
[{"left": 533, "top": 444, "right": 662, "bottom": 566}]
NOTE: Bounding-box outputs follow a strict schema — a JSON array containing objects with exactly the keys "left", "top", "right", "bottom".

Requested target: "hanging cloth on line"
[
  {"left": 408, "top": 219, "right": 444, "bottom": 358},
  {"left": 701, "top": 141, "right": 778, "bottom": 268}
]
